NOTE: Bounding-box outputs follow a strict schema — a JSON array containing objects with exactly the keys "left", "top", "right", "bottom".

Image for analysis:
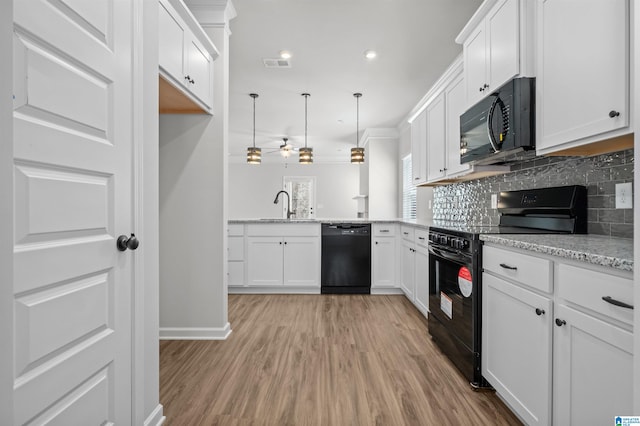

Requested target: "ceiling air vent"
[{"left": 263, "top": 58, "right": 292, "bottom": 68}]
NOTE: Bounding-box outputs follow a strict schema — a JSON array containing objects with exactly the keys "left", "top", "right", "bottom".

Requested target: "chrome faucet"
[{"left": 273, "top": 190, "right": 293, "bottom": 219}]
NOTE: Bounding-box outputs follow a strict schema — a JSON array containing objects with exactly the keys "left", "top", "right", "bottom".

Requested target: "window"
[
  {"left": 283, "top": 176, "right": 316, "bottom": 219},
  {"left": 402, "top": 155, "right": 416, "bottom": 219}
]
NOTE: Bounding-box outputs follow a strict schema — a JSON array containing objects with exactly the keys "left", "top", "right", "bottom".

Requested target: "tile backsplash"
[{"left": 432, "top": 149, "right": 634, "bottom": 238}]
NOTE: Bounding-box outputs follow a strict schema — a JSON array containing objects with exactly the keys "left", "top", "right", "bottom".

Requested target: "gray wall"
[
  {"left": 159, "top": 24, "right": 230, "bottom": 338},
  {"left": 228, "top": 162, "right": 360, "bottom": 219},
  {"left": 432, "top": 149, "right": 634, "bottom": 238}
]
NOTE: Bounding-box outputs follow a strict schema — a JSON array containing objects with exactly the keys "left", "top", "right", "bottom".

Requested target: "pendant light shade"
[
  {"left": 299, "top": 93, "right": 313, "bottom": 164},
  {"left": 246, "top": 93, "right": 261, "bottom": 164},
  {"left": 351, "top": 93, "right": 364, "bottom": 164}
]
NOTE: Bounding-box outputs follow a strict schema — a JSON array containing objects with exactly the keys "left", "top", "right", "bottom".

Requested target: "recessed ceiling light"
[
  {"left": 364, "top": 50, "right": 377, "bottom": 60},
  {"left": 279, "top": 50, "right": 292, "bottom": 59}
]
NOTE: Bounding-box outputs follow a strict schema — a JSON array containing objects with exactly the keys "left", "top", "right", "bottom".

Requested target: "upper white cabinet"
[
  {"left": 457, "top": 0, "right": 534, "bottom": 107},
  {"left": 159, "top": 0, "right": 217, "bottom": 113},
  {"left": 410, "top": 109, "right": 428, "bottom": 185},
  {"left": 426, "top": 93, "right": 446, "bottom": 182},
  {"left": 536, "top": 0, "right": 631, "bottom": 155},
  {"left": 425, "top": 62, "right": 471, "bottom": 183}
]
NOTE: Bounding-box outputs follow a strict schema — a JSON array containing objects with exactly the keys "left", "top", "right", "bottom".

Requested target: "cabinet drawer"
[
  {"left": 228, "top": 224, "right": 244, "bottom": 236},
  {"left": 557, "top": 263, "right": 633, "bottom": 326},
  {"left": 415, "top": 229, "right": 429, "bottom": 248},
  {"left": 400, "top": 226, "right": 415, "bottom": 242},
  {"left": 228, "top": 236, "right": 244, "bottom": 261},
  {"left": 483, "top": 245, "right": 553, "bottom": 293},
  {"left": 373, "top": 224, "right": 396, "bottom": 237}
]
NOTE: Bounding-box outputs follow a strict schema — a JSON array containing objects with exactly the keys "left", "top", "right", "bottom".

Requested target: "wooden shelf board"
[{"left": 159, "top": 75, "right": 207, "bottom": 114}]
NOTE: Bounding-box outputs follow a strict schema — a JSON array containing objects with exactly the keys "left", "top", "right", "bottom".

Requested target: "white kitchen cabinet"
[
  {"left": 228, "top": 224, "right": 245, "bottom": 287},
  {"left": 461, "top": 0, "right": 520, "bottom": 106},
  {"left": 159, "top": 0, "right": 214, "bottom": 110},
  {"left": 410, "top": 109, "right": 428, "bottom": 185},
  {"left": 413, "top": 241, "right": 430, "bottom": 317},
  {"left": 400, "top": 239, "right": 415, "bottom": 301},
  {"left": 244, "top": 224, "right": 320, "bottom": 290},
  {"left": 372, "top": 224, "right": 398, "bottom": 290},
  {"left": 553, "top": 304, "right": 633, "bottom": 425},
  {"left": 553, "top": 262, "right": 634, "bottom": 424},
  {"left": 482, "top": 242, "right": 634, "bottom": 425},
  {"left": 426, "top": 92, "right": 446, "bottom": 182},
  {"left": 443, "top": 71, "right": 470, "bottom": 178},
  {"left": 247, "top": 237, "right": 284, "bottom": 286},
  {"left": 283, "top": 237, "right": 320, "bottom": 286},
  {"left": 482, "top": 273, "right": 552, "bottom": 426},
  {"left": 536, "top": 0, "right": 630, "bottom": 155}
]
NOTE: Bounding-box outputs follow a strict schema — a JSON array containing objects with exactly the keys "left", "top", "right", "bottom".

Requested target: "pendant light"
[
  {"left": 351, "top": 92, "right": 364, "bottom": 164},
  {"left": 299, "top": 93, "right": 313, "bottom": 164},
  {"left": 246, "top": 93, "right": 261, "bottom": 164}
]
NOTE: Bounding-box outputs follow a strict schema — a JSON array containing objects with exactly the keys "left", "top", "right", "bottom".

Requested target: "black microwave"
[{"left": 460, "top": 77, "right": 535, "bottom": 165}]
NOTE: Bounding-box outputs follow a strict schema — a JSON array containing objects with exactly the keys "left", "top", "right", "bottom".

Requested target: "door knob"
[
  {"left": 117, "top": 233, "right": 140, "bottom": 251},
  {"left": 555, "top": 318, "right": 566, "bottom": 327},
  {"left": 535, "top": 308, "right": 545, "bottom": 316},
  {"left": 609, "top": 110, "right": 620, "bottom": 118}
]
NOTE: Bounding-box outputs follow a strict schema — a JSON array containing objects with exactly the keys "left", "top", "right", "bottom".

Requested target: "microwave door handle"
[{"left": 486, "top": 96, "right": 501, "bottom": 153}]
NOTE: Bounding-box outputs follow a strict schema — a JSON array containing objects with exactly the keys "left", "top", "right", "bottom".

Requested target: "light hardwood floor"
[{"left": 160, "top": 295, "right": 522, "bottom": 425}]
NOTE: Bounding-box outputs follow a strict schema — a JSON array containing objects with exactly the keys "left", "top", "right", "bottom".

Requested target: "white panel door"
[
  {"left": 463, "top": 24, "right": 487, "bottom": 107},
  {"left": 487, "top": 0, "right": 519, "bottom": 91},
  {"left": 372, "top": 238, "right": 396, "bottom": 288},
  {"left": 426, "top": 92, "right": 446, "bottom": 182},
  {"left": 410, "top": 109, "right": 427, "bottom": 185},
  {"left": 400, "top": 241, "right": 415, "bottom": 301},
  {"left": 13, "top": 0, "right": 133, "bottom": 424},
  {"left": 482, "top": 273, "right": 552, "bottom": 426},
  {"left": 247, "top": 237, "right": 283, "bottom": 285},
  {"left": 444, "top": 73, "right": 470, "bottom": 177},
  {"left": 283, "top": 237, "right": 320, "bottom": 286},
  {"left": 553, "top": 304, "right": 633, "bottom": 426},
  {"left": 413, "top": 245, "right": 429, "bottom": 316},
  {"left": 185, "top": 35, "right": 212, "bottom": 108}
]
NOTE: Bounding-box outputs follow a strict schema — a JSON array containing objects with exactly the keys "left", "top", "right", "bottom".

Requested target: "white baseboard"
[
  {"left": 159, "top": 322, "right": 232, "bottom": 340},
  {"left": 370, "top": 287, "right": 404, "bottom": 295},
  {"left": 229, "top": 286, "right": 321, "bottom": 294},
  {"left": 144, "top": 404, "right": 165, "bottom": 426}
]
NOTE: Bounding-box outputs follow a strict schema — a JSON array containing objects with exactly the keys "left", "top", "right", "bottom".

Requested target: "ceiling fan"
[{"left": 263, "top": 137, "right": 299, "bottom": 158}]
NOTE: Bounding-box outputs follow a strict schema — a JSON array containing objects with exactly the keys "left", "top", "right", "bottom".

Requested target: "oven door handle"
[{"left": 428, "top": 246, "right": 469, "bottom": 263}]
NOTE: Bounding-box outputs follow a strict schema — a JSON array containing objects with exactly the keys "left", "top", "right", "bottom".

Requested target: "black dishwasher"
[{"left": 321, "top": 223, "right": 371, "bottom": 294}]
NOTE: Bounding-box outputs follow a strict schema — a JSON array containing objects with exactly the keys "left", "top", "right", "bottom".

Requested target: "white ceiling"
[{"left": 228, "top": 0, "right": 482, "bottom": 162}]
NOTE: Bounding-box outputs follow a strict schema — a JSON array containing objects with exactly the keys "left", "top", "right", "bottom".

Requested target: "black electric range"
[{"left": 427, "top": 185, "right": 587, "bottom": 388}]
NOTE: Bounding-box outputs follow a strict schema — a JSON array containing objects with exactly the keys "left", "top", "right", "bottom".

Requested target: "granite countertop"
[
  {"left": 229, "top": 218, "right": 430, "bottom": 227},
  {"left": 480, "top": 234, "right": 633, "bottom": 272}
]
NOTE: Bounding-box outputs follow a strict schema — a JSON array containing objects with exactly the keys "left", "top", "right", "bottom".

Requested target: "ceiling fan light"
[
  {"left": 280, "top": 146, "right": 292, "bottom": 158},
  {"left": 351, "top": 147, "right": 364, "bottom": 164},
  {"left": 299, "top": 147, "right": 313, "bottom": 164},
  {"left": 247, "top": 147, "right": 261, "bottom": 164}
]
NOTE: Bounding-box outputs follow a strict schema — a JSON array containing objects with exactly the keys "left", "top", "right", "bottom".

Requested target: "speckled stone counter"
[
  {"left": 480, "top": 234, "right": 633, "bottom": 272},
  {"left": 229, "top": 218, "right": 432, "bottom": 230}
]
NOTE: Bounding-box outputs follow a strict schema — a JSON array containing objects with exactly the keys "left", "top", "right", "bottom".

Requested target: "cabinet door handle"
[
  {"left": 403, "top": 232, "right": 409, "bottom": 235},
  {"left": 483, "top": 83, "right": 489, "bottom": 89},
  {"left": 380, "top": 229, "right": 389, "bottom": 233},
  {"left": 279, "top": 241, "right": 282, "bottom": 245},
  {"left": 609, "top": 110, "right": 620, "bottom": 118},
  {"left": 499, "top": 263, "right": 518, "bottom": 270},
  {"left": 535, "top": 308, "right": 545, "bottom": 316},
  {"left": 418, "top": 237, "right": 425, "bottom": 240},
  {"left": 284, "top": 241, "right": 287, "bottom": 245},
  {"left": 555, "top": 318, "right": 566, "bottom": 327},
  {"left": 602, "top": 296, "right": 634, "bottom": 309}
]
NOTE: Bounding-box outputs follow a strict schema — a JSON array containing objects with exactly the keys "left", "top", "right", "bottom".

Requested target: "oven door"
[{"left": 428, "top": 244, "right": 479, "bottom": 383}]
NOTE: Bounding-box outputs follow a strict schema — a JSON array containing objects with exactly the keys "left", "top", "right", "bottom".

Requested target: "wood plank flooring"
[{"left": 160, "top": 295, "right": 522, "bottom": 425}]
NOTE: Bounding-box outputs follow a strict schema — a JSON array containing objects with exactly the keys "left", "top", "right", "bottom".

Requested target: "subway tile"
[
  {"left": 598, "top": 209, "right": 625, "bottom": 223},
  {"left": 611, "top": 223, "right": 633, "bottom": 239},
  {"left": 587, "top": 209, "right": 598, "bottom": 222},
  {"left": 610, "top": 165, "right": 633, "bottom": 181},
  {"left": 625, "top": 209, "right": 634, "bottom": 224},
  {"left": 587, "top": 222, "right": 610, "bottom": 236}
]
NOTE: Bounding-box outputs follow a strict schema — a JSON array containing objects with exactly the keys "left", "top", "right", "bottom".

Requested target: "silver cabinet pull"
[{"left": 499, "top": 263, "right": 517, "bottom": 270}]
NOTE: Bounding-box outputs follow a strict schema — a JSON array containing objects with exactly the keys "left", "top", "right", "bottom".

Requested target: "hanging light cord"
[
  {"left": 356, "top": 94, "right": 359, "bottom": 148},
  {"left": 252, "top": 95, "right": 256, "bottom": 148},
  {"left": 303, "top": 93, "right": 309, "bottom": 148}
]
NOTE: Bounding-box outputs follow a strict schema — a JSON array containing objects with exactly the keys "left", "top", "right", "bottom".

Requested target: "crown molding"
[{"left": 184, "top": 0, "right": 237, "bottom": 28}]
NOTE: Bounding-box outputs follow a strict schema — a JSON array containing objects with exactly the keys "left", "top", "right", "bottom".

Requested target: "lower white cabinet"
[
  {"left": 400, "top": 239, "right": 416, "bottom": 301},
  {"left": 247, "top": 236, "right": 319, "bottom": 287},
  {"left": 553, "top": 304, "right": 633, "bottom": 425},
  {"left": 482, "top": 273, "right": 552, "bottom": 426},
  {"left": 371, "top": 223, "right": 398, "bottom": 291},
  {"left": 413, "top": 244, "right": 430, "bottom": 316},
  {"left": 482, "top": 243, "right": 634, "bottom": 425}
]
